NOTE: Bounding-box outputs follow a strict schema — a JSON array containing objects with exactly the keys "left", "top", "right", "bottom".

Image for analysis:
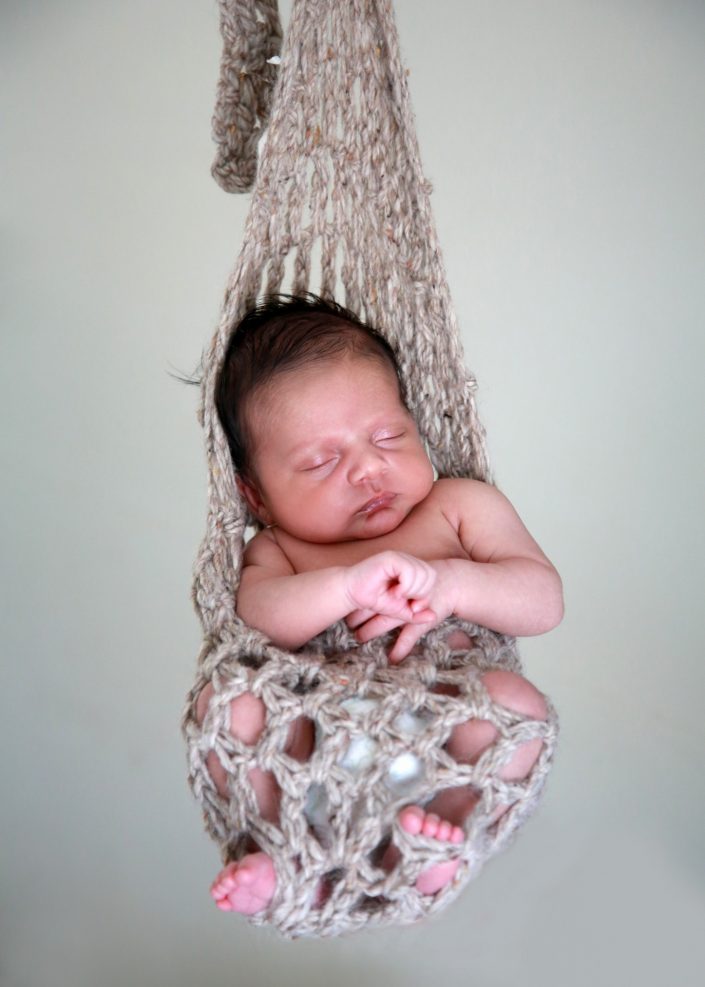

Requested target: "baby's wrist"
[
  {"left": 432, "top": 558, "right": 462, "bottom": 615},
  {"left": 340, "top": 563, "right": 363, "bottom": 612}
]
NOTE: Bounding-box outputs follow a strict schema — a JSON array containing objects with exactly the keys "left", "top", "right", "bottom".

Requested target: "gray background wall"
[{"left": 2, "top": 1, "right": 703, "bottom": 985}]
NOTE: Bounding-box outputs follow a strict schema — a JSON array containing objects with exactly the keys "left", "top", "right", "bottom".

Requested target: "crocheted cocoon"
[{"left": 182, "top": 0, "right": 558, "bottom": 938}]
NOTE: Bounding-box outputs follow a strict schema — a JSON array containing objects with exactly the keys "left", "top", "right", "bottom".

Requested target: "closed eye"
[
  {"left": 375, "top": 432, "right": 405, "bottom": 445},
  {"left": 301, "top": 458, "right": 337, "bottom": 473}
]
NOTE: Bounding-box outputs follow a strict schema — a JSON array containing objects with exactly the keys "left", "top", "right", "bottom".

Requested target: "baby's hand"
[
  {"left": 347, "top": 559, "right": 459, "bottom": 663},
  {"left": 344, "top": 551, "right": 437, "bottom": 626}
]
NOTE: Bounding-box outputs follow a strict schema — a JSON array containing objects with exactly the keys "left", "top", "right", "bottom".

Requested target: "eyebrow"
[{"left": 288, "top": 442, "right": 325, "bottom": 459}]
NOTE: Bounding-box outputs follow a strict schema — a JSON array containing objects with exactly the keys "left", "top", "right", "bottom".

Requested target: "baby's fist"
[{"left": 344, "top": 551, "right": 436, "bottom": 619}]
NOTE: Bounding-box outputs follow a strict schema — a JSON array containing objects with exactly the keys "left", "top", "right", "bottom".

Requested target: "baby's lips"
[{"left": 358, "top": 491, "right": 396, "bottom": 515}]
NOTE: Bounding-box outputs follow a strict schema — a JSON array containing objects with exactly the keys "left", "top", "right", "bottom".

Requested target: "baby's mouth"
[{"left": 358, "top": 493, "right": 396, "bottom": 516}]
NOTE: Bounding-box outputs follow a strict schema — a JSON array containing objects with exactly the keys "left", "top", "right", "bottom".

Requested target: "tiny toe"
[
  {"left": 422, "top": 813, "right": 441, "bottom": 838},
  {"left": 399, "top": 805, "right": 425, "bottom": 835},
  {"left": 436, "top": 819, "right": 452, "bottom": 842},
  {"left": 211, "top": 862, "right": 238, "bottom": 896},
  {"left": 211, "top": 880, "right": 230, "bottom": 900},
  {"left": 450, "top": 825, "right": 464, "bottom": 845}
]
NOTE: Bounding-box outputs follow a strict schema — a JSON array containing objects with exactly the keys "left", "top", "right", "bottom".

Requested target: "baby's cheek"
[{"left": 410, "top": 454, "right": 435, "bottom": 497}]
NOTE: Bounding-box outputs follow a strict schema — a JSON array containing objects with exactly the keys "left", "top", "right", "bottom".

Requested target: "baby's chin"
[
  {"left": 302, "top": 515, "right": 401, "bottom": 544},
  {"left": 351, "top": 505, "right": 411, "bottom": 539}
]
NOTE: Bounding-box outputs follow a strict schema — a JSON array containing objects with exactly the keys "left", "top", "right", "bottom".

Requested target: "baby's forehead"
[
  {"left": 263, "top": 353, "right": 399, "bottom": 400},
  {"left": 248, "top": 356, "right": 406, "bottom": 434}
]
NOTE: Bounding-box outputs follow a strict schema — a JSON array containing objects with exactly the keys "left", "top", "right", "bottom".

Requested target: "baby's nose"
[{"left": 349, "top": 448, "right": 387, "bottom": 485}]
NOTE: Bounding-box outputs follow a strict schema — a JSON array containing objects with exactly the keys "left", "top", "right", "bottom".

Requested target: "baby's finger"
[
  {"left": 397, "top": 564, "right": 436, "bottom": 601},
  {"left": 410, "top": 607, "right": 435, "bottom": 624},
  {"left": 345, "top": 608, "right": 375, "bottom": 629},
  {"left": 354, "top": 613, "right": 404, "bottom": 643},
  {"left": 389, "top": 621, "right": 434, "bottom": 663}
]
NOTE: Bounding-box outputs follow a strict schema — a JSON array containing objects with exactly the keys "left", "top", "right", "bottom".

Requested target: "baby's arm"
[
  {"left": 351, "top": 479, "right": 563, "bottom": 661},
  {"left": 436, "top": 478, "right": 564, "bottom": 635},
  {"left": 236, "top": 533, "right": 436, "bottom": 650}
]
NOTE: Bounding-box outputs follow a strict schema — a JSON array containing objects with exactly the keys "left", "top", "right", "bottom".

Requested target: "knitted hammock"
[{"left": 183, "top": 0, "right": 558, "bottom": 939}]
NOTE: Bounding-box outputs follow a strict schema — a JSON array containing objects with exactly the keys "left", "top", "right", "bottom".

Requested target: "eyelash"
[{"left": 303, "top": 458, "right": 336, "bottom": 473}]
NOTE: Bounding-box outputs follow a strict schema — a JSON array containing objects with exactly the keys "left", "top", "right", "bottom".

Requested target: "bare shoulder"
[
  {"left": 242, "top": 528, "right": 295, "bottom": 576},
  {"left": 433, "top": 477, "right": 550, "bottom": 565},
  {"left": 432, "top": 476, "right": 507, "bottom": 518}
]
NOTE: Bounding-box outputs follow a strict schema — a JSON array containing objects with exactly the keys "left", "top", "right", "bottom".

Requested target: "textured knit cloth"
[{"left": 182, "top": 0, "right": 559, "bottom": 938}]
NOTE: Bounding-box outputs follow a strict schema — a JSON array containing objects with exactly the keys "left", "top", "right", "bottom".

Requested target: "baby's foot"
[
  {"left": 210, "top": 851, "right": 277, "bottom": 915},
  {"left": 399, "top": 805, "right": 464, "bottom": 895}
]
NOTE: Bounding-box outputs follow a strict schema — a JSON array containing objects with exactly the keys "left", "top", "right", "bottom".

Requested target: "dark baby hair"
[{"left": 215, "top": 294, "right": 405, "bottom": 482}]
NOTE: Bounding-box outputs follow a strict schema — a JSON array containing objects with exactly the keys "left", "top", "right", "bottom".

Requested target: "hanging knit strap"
[{"left": 211, "top": 0, "right": 283, "bottom": 193}]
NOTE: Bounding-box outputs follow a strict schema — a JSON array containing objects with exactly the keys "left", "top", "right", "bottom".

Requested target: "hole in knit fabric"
[
  {"left": 285, "top": 716, "right": 316, "bottom": 762},
  {"left": 368, "top": 834, "right": 392, "bottom": 870},
  {"left": 291, "top": 674, "right": 321, "bottom": 695},
  {"left": 359, "top": 894, "right": 390, "bottom": 915}
]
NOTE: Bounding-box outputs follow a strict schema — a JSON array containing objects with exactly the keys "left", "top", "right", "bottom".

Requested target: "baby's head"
[
  {"left": 216, "top": 294, "right": 434, "bottom": 542},
  {"left": 217, "top": 295, "right": 403, "bottom": 482}
]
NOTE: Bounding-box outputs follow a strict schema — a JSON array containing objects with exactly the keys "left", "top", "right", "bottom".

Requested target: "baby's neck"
[{"left": 266, "top": 489, "right": 463, "bottom": 575}]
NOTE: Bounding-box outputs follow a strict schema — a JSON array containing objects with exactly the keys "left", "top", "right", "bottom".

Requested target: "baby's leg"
[
  {"left": 394, "top": 668, "right": 548, "bottom": 894},
  {"left": 443, "top": 668, "right": 548, "bottom": 823},
  {"left": 195, "top": 683, "right": 314, "bottom": 914},
  {"left": 196, "top": 685, "right": 280, "bottom": 821}
]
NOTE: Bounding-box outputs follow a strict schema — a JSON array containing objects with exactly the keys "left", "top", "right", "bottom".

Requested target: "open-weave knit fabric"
[{"left": 182, "top": 0, "right": 558, "bottom": 938}]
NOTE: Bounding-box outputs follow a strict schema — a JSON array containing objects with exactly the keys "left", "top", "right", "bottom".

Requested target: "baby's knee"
[
  {"left": 481, "top": 670, "right": 548, "bottom": 721},
  {"left": 195, "top": 683, "right": 267, "bottom": 745},
  {"left": 195, "top": 684, "right": 269, "bottom": 799}
]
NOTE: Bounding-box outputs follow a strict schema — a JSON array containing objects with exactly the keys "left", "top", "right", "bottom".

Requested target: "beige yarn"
[{"left": 182, "top": 0, "right": 558, "bottom": 938}]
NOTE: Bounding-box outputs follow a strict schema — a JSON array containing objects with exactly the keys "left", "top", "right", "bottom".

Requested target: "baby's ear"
[{"left": 236, "top": 475, "right": 272, "bottom": 525}]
